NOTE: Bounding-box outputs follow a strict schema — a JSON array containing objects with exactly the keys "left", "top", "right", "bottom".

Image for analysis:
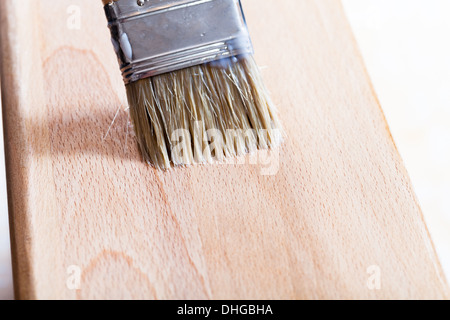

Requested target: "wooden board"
[{"left": 0, "top": 0, "right": 448, "bottom": 300}]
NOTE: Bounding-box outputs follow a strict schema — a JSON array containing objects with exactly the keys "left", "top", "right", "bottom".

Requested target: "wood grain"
[{"left": 0, "top": 0, "right": 448, "bottom": 300}]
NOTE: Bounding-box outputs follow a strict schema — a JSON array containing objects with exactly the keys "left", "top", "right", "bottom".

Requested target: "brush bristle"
[{"left": 126, "top": 55, "right": 282, "bottom": 169}]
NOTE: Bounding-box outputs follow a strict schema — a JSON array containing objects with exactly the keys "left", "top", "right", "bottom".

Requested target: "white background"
[{"left": 1, "top": 0, "right": 449, "bottom": 299}]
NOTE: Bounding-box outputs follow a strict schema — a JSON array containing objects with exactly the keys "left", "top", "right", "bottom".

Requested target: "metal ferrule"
[{"left": 104, "top": 0, "right": 254, "bottom": 84}]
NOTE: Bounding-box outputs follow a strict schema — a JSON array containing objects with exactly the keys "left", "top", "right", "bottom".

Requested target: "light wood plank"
[{"left": 0, "top": 0, "right": 448, "bottom": 299}]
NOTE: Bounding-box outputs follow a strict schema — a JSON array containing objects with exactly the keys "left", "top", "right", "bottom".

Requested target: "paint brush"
[{"left": 102, "top": 0, "right": 281, "bottom": 169}]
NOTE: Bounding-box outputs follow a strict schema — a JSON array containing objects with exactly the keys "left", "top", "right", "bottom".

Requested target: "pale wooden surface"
[
  {"left": 343, "top": 0, "right": 450, "bottom": 279},
  {"left": 0, "top": 0, "right": 448, "bottom": 300}
]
